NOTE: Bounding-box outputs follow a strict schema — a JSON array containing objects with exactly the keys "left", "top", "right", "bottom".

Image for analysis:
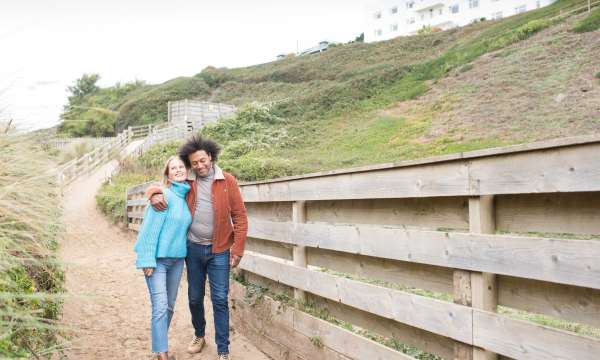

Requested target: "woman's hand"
[{"left": 143, "top": 267, "right": 154, "bottom": 277}]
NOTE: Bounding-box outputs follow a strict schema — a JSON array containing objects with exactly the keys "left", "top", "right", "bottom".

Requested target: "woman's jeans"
[
  {"left": 144, "top": 257, "right": 185, "bottom": 353},
  {"left": 186, "top": 243, "right": 230, "bottom": 355}
]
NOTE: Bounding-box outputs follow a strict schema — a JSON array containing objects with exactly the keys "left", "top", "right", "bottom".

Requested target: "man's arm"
[
  {"left": 145, "top": 183, "right": 168, "bottom": 211},
  {"left": 227, "top": 176, "right": 248, "bottom": 267}
]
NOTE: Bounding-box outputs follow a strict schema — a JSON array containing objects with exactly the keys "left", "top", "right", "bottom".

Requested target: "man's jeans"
[
  {"left": 144, "top": 257, "right": 185, "bottom": 353},
  {"left": 186, "top": 243, "right": 230, "bottom": 355}
]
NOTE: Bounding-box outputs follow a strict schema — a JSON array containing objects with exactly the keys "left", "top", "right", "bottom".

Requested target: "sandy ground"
[{"left": 59, "top": 144, "right": 268, "bottom": 359}]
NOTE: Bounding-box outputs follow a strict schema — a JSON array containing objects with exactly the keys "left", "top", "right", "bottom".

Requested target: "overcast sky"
[{"left": 1, "top": 0, "right": 372, "bottom": 131}]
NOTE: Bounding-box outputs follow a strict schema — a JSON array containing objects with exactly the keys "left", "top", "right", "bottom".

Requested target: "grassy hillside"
[{"left": 94, "top": 1, "right": 600, "bottom": 218}]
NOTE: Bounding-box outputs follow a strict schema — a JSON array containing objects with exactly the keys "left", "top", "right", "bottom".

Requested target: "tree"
[
  {"left": 354, "top": 32, "right": 364, "bottom": 43},
  {"left": 67, "top": 73, "right": 100, "bottom": 99}
]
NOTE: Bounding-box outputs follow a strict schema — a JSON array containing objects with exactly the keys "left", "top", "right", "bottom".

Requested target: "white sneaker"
[
  {"left": 187, "top": 335, "right": 206, "bottom": 354},
  {"left": 217, "top": 354, "right": 230, "bottom": 360}
]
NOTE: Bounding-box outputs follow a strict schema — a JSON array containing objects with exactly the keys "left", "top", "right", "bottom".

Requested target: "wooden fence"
[
  {"left": 56, "top": 124, "right": 153, "bottom": 185},
  {"left": 126, "top": 135, "right": 600, "bottom": 360},
  {"left": 168, "top": 99, "right": 236, "bottom": 132}
]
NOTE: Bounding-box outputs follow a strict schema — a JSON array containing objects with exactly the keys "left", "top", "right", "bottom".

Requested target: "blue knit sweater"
[{"left": 134, "top": 181, "right": 192, "bottom": 268}]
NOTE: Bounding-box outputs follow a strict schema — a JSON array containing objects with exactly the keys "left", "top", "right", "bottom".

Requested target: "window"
[
  {"left": 492, "top": 11, "right": 503, "bottom": 19},
  {"left": 391, "top": 6, "right": 398, "bottom": 14},
  {"left": 407, "top": 17, "right": 415, "bottom": 24},
  {"left": 439, "top": 8, "right": 443, "bottom": 15},
  {"left": 449, "top": 4, "right": 459, "bottom": 14},
  {"left": 375, "top": 29, "right": 383, "bottom": 36},
  {"left": 536, "top": 0, "right": 541, "bottom": 8},
  {"left": 469, "top": 0, "right": 479, "bottom": 8},
  {"left": 515, "top": 5, "right": 527, "bottom": 14},
  {"left": 374, "top": 11, "right": 382, "bottom": 19},
  {"left": 391, "top": 23, "right": 399, "bottom": 31},
  {"left": 406, "top": 1, "right": 415, "bottom": 9},
  {"left": 420, "top": 13, "right": 425, "bottom": 20}
]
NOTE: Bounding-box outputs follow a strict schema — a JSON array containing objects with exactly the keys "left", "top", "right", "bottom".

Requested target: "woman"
[{"left": 134, "top": 155, "right": 192, "bottom": 360}]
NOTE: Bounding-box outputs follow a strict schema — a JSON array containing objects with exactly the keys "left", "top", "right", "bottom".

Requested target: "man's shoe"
[
  {"left": 187, "top": 335, "right": 206, "bottom": 354},
  {"left": 217, "top": 354, "right": 230, "bottom": 360}
]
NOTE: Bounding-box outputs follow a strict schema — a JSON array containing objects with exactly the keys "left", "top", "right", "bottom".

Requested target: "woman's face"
[{"left": 167, "top": 158, "right": 188, "bottom": 183}]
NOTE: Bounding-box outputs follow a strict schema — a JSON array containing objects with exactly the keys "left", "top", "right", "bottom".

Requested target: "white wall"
[{"left": 365, "top": 0, "right": 557, "bottom": 41}]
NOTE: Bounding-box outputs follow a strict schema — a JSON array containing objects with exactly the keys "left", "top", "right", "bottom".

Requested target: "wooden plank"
[
  {"left": 246, "top": 237, "right": 293, "bottom": 260},
  {"left": 230, "top": 282, "right": 352, "bottom": 360},
  {"left": 306, "top": 248, "right": 453, "bottom": 294},
  {"left": 240, "top": 141, "right": 600, "bottom": 201},
  {"left": 127, "top": 211, "right": 145, "bottom": 219},
  {"left": 246, "top": 202, "right": 292, "bottom": 222},
  {"left": 306, "top": 197, "right": 469, "bottom": 230},
  {"left": 498, "top": 276, "right": 600, "bottom": 328},
  {"left": 293, "top": 201, "right": 308, "bottom": 302},
  {"left": 305, "top": 294, "right": 455, "bottom": 360},
  {"left": 473, "top": 310, "right": 600, "bottom": 360},
  {"left": 126, "top": 198, "right": 148, "bottom": 207},
  {"left": 248, "top": 219, "right": 600, "bottom": 290},
  {"left": 496, "top": 193, "right": 600, "bottom": 235},
  {"left": 230, "top": 281, "right": 412, "bottom": 360},
  {"left": 453, "top": 269, "right": 473, "bottom": 360},
  {"left": 469, "top": 195, "right": 498, "bottom": 360},
  {"left": 240, "top": 252, "right": 474, "bottom": 344}
]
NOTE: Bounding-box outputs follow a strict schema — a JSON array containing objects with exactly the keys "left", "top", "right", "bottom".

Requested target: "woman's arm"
[{"left": 134, "top": 202, "right": 168, "bottom": 269}]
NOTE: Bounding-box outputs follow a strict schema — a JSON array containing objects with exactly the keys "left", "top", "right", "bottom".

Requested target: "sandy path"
[{"left": 59, "top": 150, "right": 268, "bottom": 359}]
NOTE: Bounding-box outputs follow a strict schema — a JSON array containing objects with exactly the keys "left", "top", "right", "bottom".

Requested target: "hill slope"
[{"left": 64, "top": 1, "right": 599, "bottom": 178}]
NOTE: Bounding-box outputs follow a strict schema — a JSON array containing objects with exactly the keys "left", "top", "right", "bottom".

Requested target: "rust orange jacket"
[{"left": 145, "top": 165, "right": 248, "bottom": 257}]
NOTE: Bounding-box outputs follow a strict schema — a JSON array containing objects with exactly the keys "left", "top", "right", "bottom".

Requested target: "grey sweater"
[{"left": 188, "top": 167, "right": 215, "bottom": 245}]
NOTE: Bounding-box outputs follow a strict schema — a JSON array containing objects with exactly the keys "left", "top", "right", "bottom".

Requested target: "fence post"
[
  {"left": 292, "top": 200, "right": 307, "bottom": 303},
  {"left": 469, "top": 195, "right": 498, "bottom": 360}
]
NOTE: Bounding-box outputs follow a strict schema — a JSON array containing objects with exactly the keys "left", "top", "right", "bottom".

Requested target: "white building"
[{"left": 366, "top": 0, "right": 557, "bottom": 41}]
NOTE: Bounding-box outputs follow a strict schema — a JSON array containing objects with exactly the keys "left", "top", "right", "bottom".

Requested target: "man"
[{"left": 146, "top": 135, "right": 247, "bottom": 360}]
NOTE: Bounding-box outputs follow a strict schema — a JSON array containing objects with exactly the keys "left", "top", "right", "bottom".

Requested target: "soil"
[{"left": 59, "top": 151, "right": 269, "bottom": 359}]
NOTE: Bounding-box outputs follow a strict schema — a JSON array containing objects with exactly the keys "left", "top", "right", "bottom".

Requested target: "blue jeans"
[
  {"left": 144, "top": 257, "right": 185, "bottom": 353},
  {"left": 186, "top": 243, "right": 230, "bottom": 355}
]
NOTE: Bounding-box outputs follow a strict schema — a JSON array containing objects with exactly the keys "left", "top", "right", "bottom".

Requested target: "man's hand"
[
  {"left": 143, "top": 267, "right": 154, "bottom": 277},
  {"left": 150, "top": 194, "right": 168, "bottom": 211},
  {"left": 230, "top": 254, "right": 241, "bottom": 268}
]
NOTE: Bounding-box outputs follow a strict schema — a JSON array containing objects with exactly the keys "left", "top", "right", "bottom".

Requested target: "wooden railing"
[
  {"left": 125, "top": 136, "right": 600, "bottom": 360},
  {"left": 57, "top": 130, "right": 131, "bottom": 185}
]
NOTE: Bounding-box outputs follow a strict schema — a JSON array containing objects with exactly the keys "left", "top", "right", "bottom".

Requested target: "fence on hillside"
[
  {"left": 126, "top": 134, "right": 600, "bottom": 360},
  {"left": 45, "top": 136, "right": 115, "bottom": 150},
  {"left": 56, "top": 124, "right": 156, "bottom": 185},
  {"left": 168, "top": 99, "right": 236, "bottom": 132}
]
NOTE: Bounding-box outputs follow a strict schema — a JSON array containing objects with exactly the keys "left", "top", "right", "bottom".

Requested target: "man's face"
[{"left": 189, "top": 150, "right": 212, "bottom": 177}]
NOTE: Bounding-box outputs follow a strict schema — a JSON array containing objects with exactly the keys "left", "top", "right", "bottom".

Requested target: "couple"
[{"left": 134, "top": 135, "right": 248, "bottom": 360}]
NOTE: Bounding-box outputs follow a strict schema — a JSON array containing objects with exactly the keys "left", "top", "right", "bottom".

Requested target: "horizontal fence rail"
[{"left": 126, "top": 135, "right": 600, "bottom": 360}]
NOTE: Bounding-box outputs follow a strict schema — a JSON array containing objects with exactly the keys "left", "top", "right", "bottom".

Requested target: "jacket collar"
[{"left": 188, "top": 164, "right": 225, "bottom": 181}]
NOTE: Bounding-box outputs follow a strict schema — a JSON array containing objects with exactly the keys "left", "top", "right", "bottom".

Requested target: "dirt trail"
[{"left": 59, "top": 153, "right": 268, "bottom": 359}]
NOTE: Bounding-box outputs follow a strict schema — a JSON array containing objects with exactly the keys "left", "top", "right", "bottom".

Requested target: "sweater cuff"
[{"left": 136, "top": 258, "right": 157, "bottom": 269}]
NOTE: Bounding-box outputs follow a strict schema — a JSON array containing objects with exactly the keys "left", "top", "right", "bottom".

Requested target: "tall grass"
[{"left": 0, "top": 133, "right": 65, "bottom": 357}]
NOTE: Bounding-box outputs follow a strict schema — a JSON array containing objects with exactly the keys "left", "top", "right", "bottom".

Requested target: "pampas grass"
[{"left": 0, "top": 132, "right": 65, "bottom": 358}]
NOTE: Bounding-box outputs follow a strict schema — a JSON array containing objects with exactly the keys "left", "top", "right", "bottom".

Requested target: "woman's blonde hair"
[{"left": 162, "top": 155, "right": 186, "bottom": 185}]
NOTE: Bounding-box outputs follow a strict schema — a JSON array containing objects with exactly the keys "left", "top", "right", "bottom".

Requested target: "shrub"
[{"left": 572, "top": 7, "right": 600, "bottom": 33}]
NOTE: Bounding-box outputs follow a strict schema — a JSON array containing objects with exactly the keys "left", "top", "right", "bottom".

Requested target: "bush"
[
  {"left": 572, "top": 7, "right": 600, "bottom": 33},
  {"left": 96, "top": 173, "right": 154, "bottom": 223}
]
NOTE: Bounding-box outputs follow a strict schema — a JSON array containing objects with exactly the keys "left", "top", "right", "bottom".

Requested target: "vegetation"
[
  {"left": 0, "top": 134, "right": 65, "bottom": 357},
  {"left": 572, "top": 6, "right": 600, "bottom": 32}
]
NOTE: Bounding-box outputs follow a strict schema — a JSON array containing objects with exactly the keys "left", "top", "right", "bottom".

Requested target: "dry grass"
[{"left": 0, "top": 133, "right": 65, "bottom": 357}]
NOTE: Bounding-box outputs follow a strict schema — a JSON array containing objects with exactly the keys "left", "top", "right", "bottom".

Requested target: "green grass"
[
  {"left": 0, "top": 134, "right": 65, "bottom": 357},
  {"left": 572, "top": 6, "right": 600, "bottom": 32}
]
